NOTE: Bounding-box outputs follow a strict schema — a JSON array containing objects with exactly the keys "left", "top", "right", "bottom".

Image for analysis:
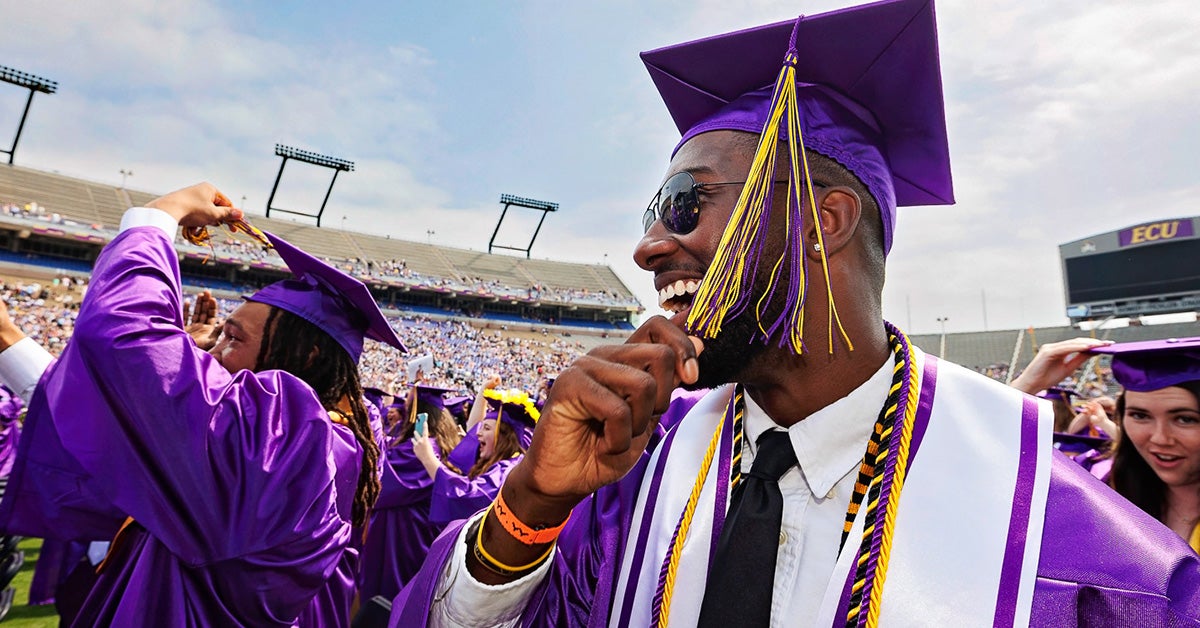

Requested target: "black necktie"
[{"left": 697, "top": 430, "right": 797, "bottom": 628}]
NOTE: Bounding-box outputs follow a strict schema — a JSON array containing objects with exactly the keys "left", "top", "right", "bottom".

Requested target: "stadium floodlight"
[
  {"left": 489, "top": 194, "right": 559, "bottom": 258},
  {"left": 264, "top": 144, "right": 355, "bottom": 227},
  {"left": 0, "top": 65, "right": 58, "bottom": 166},
  {"left": 274, "top": 144, "right": 354, "bottom": 172}
]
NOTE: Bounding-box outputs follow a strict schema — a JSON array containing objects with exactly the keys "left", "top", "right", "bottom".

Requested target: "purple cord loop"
[{"left": 785, "top": 14, "right": 805, "bottom": 58}]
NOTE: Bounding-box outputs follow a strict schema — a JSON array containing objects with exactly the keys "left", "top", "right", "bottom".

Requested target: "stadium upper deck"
[{"left": 0, "top": 163, "right": 641, "bottom": 329}]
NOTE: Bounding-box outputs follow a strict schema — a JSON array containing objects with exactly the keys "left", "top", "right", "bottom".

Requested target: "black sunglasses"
[{"left": 643, "top": 171, "right": 824, "bottom": 235}]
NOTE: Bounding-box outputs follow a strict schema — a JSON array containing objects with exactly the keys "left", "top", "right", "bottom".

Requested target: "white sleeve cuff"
[
  {"left": 0, "top": 337, "right": 54, "bottom": 404},
  {"left": 429, "top": 512, "right": 553, "bottom": 628},
  {"left": 119, "top": 207, "right": 179, "bottom": 242}
]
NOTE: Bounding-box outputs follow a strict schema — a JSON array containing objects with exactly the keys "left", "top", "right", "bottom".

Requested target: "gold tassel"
[{"left": 686, "top": 48, "right": 852, "bottom": 355}]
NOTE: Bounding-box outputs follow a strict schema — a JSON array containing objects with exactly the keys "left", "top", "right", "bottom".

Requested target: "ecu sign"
[{"left": 1118, "top": 220, "right": 1194, "bottom": 247}]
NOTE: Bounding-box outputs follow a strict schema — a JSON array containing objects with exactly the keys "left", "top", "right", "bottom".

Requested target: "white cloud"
[{"left": 2, "top": 0, "right": 1198, "bottom": 334}]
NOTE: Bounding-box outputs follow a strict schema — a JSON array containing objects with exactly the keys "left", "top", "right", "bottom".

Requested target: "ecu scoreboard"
[{"left": 1060, "top": 217, "right": 1200, "bottom": 321}]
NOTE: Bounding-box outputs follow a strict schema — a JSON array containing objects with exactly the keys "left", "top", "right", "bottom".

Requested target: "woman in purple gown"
[
  {"left": 358, "top": 385, "right": 461, "bottom": 604},
  {"left": 415, "top": 388, "right": 538, "bottom": 526},
  {"left": 1092, "top": 339, "right": 1200, "bottom": 552}
]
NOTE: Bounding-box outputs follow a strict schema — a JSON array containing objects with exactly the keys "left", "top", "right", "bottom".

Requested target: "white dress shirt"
[{"left": 430, "top": 357, "right": 892, "bottom": 627}]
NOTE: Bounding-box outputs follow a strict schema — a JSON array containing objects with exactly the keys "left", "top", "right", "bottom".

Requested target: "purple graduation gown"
[
  {"left": 359, "top": 439, "right": 442, "bottom": 604},
  {"left": 0, "top": 386, "right": 20, "bottom": 480},
  {"left": 429, "top": 456, "right": 521, "bottom": 527},
  {"left": 1, "top": 228, "right": 363, "bottom": 627},
  {"left": 389, "top": 386, "right": 1200, "bottom": 627},
  {"left": 446, "top": 423, "right": 480, "bottom": 474},
  {"left": 27, "top": 539, "right": 87, "bottom": 606}
]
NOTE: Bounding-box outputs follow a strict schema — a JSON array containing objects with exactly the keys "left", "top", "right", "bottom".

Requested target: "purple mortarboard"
[
  {"left": 643, "top": 0, "right": 952, "bottom": 353},
  {"left": 246, "top": 232, "right": 406, "bottom": 363},
  {"left": 444, "top": 395, "right": 472, "bottom": 421},
  {"left": 1087, "top": 337, "right": 1200, "bottom": 392},
  {"left": 1052, "top": 431, "right": 1110, "bottom": 456},
  {"left": 413, "top": 384, "right": 456, "bottom": 413},
  {"left": 1036, "top": 386, "right": 1078, "bottom": 403},
  {"left": 362, "top": 386, "right": 391, "bottom": 414},
  {"left": 483, "top": 389, "right": 539, "bottom": 450}
]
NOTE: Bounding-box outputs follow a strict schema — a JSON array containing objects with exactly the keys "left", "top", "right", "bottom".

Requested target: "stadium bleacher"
[
  {"left": 909, "top": 320, "right": 1200, "bottom": 381},
  {"left": 0, "top": 163, "right": 642, "bottom": 333}
]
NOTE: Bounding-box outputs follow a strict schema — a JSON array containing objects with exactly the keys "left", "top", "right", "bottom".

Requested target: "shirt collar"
[{"left": 742, "top": 356, "right": 893, "bottom": 497}]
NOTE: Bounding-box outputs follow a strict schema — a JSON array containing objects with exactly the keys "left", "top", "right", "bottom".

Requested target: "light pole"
[
  {"left": 426, "top": 230, "right": 435, "bottom": 244},
  {"left": 936, "top": 316, "right": 949, "bottom": 357},
  {"left": 119, "top": 169, "right": 133, "bottom": 188}
]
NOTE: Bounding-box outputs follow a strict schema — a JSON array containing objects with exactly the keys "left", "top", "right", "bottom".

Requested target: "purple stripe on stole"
[
  {"left": 904, "top": 356, "right": 939, "bottom": 473},
  {"left": 615, "top": 420, "right": 685, "bottom": 627},
  {"left": 832, "top": 355, "right": 939, "bottom": 626},
  {"left": 992, "top": 396, "right": 1040, "bottom": 627},
  {"left": 708, "top": 401, "right": 735, "bottom": 560}
]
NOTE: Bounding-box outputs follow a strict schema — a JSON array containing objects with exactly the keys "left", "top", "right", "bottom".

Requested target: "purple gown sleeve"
[
  {"left": 1031, "top": 453, "right": 1200, "bottom": 624},
  {"left": 0, "top": 358, "right": 124, "bottom": 541},
  {"left": 446, "top": 423, "right": 480, "bottom": 473},
  {"left": 375, "top": 440, "right": 441, "bottom": 510},
  {"left": 429, "top": 457, "right": 520, "bottom": 526},
  {"left": 32, "top": 227, "right": 358, "bottom": 570}
]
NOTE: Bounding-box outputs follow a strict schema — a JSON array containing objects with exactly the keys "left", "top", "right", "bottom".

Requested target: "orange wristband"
[{"left": 493, "top": 486, "right": 570, "bottom": 546}]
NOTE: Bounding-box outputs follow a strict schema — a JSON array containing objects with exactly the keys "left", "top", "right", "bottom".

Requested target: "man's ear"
[{"left": 804, "top": 186, "right": 862, "bottom": 261}]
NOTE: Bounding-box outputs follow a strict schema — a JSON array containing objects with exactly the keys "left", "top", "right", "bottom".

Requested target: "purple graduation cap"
[
  {"left": 1087, "top": 337, "right": 1200, "bottom": 392},
  {"left": 483, "top": 389, "right": 540, "bottom": 450},
  {"left": 641, "top": 0, "right": 952, "bottom": 352},
  {"left": 246, "top": 232, "right": 406, "bottom": 363},
  {"left": 362, "top": 386, "right": 392, "bottom": 416},
  {"left": 412, "top": 384, "right": 456, "bottom": 418},
  {"left": 443, "top": 395, "right": 472, "bottom": 423},
  {"left": 1037, "top": 386, "right": 1078, "bottom": 404}
]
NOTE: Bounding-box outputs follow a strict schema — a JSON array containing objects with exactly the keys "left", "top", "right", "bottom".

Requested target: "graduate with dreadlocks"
[
  {"left": 391, "top": 1, "right": 1200, "bottom": 626},
  {"left": 0, "top": 182, "right": 406, "bottom": 626}
]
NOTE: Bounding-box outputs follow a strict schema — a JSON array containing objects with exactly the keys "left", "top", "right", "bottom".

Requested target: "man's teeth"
[{"left": 658, "top": 280, "right": 700, "bottom": 311}]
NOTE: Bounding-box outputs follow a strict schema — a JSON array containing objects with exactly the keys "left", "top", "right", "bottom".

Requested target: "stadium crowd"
[
  {"left": 163, "top": 289, "right": 581, "bottom": 398},
  {"left": 0, "top": 204, "right": 640, "bottom": 309}
]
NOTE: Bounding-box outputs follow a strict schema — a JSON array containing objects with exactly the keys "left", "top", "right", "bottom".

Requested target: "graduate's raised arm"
[{"left": 465, "top": 316, "right": 702, "bottom": 586}]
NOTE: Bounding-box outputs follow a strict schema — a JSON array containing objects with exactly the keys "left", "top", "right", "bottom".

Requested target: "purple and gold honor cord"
[{"left": 651, "top": 324, "right": 918, "bottom": 628}]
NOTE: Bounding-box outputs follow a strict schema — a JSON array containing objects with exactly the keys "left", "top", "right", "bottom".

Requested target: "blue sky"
[{"left": 2, "top": 0, "right": 1198, "bottom": 334}]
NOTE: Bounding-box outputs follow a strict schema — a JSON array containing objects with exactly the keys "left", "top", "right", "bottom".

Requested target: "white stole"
[{"left": 608, "top": 348, "right": 1052, "bottom": 627}]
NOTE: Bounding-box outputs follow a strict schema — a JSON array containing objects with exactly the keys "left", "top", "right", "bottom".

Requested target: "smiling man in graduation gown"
[
  {"left": 389, "top": 1, "right": 1200, "bottom": 626},
  {"left": 0, "top": 182, "right": 406, "bottom": 626}
]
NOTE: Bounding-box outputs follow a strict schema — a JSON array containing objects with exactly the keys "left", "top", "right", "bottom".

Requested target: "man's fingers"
[
  {"left": 551, "top": 356, "right": 659, "bottom": 456},
  {"left": 212, "top": 189, "right": 234, "bottom": 208},
  {"left": 622, "top": 316, "right": 704, "bottom": 386},
  {"left": 199, "top": 292, "right": 217, "bottom": 323},
  {"left": 588, "top": 343, "right": 681, "bottom": 415}
]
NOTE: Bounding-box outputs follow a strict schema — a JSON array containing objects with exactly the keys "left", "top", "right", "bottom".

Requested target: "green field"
[{"left": 4, "top": 538, "right": 59, "bottom": 627}]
